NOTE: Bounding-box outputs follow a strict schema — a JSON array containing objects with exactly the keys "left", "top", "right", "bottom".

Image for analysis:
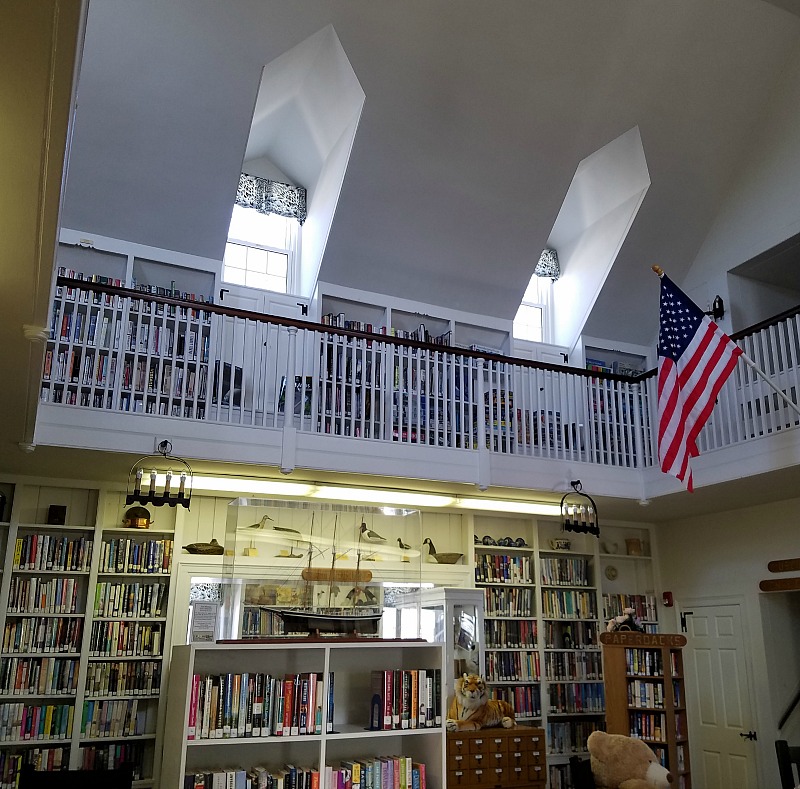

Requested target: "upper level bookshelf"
[{"left": 314, "top": 282, "right": 513, "bottom": 354}]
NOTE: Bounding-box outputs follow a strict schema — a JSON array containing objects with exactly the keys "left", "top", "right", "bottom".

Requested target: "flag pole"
[{"left": 652, "top": 265, "right": 800, "bottom": 419}]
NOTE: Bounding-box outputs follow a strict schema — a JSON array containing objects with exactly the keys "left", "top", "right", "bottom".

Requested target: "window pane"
[
  {"left": 228, "top": 205, "right": 291, "bottom": 250},
  {"left": 514, "top": 304, "right": 543, "bottom": 342},
  {"left": 265, "top": 274, "right": 287, "bottom": 294},
  {"left": 246, "top": 271, "right": 270, "bottom": 290},
  {"left": 247, "top": 247, "right": 269, "bottom": 274},
  {"left": 223, "top": 266, "right": 246, "bottom": 286},
  {"left": 267, "top": 251, "right": 288, "bottom": 277},
  {"left": 224, "top": 243, "right": 247, "bottom": 269}
]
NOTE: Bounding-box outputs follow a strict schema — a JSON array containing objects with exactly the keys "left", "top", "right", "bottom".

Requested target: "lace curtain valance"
[{"left": 235, "top": 173, "right": 307, "bottom": 225}]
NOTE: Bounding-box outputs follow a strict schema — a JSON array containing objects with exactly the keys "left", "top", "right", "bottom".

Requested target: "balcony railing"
[{"left": 38, "top": 277, "right": 800, "bottom": 473}]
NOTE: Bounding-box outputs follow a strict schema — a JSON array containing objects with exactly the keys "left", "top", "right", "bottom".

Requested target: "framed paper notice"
[{"left": 190, "top": 601, "right": 220, "bottom": 643}]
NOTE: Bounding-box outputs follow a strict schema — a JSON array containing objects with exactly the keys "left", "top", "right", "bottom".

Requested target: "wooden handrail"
[{"left": 57, "top": 276, "right": 648, "bottom": 384}]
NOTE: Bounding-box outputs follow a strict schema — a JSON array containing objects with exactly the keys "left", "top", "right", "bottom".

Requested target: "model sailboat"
[{"left": 259, "top": 514, "right": 383, "bottom": 636}]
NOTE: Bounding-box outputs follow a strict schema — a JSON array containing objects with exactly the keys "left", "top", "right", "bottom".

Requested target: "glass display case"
[
  {"left": 392, "top": 587, "right": 485, "bottom": 701},
  {"left": 219, "top": 498, "right": 423, "bottom": 639}
]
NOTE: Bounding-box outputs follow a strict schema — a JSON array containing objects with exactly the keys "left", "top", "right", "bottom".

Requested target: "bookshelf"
[
  {"left": 0, "top": 484, "right": 96, "bottom": 786},
  {"left": 599, "top": 632, "right": 691, "bottom": 789},
  {"left": 161, "top": 640, "right": 446, "bottom": 789},
  {"left": 84, "top": 526, "right": 176, "bottom": 785},
  {"left": 42, "top": 239, "right": 217, "bottom": 419},
  {"left": 598, "top": 525, "right": 659, "bottom": 634},
  {"left": 538, "top": 547, "right": 605, "bottom": 786},
  {"left": 474, "top": 544, "right": 541, "bottom": 725}
]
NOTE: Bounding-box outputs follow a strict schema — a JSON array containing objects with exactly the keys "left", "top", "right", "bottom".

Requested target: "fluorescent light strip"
[
  {"left": 455, "top": 498, "right": 561, "bottom": 516},
  {"left": 312, "top": 486, "right": 454, "bottom": 508},
  {"left": 189, "top": 475, "right": 559, "bottom": 515},
  {"left": 190, "top": 476, "right": 314, "bottom": 497}
]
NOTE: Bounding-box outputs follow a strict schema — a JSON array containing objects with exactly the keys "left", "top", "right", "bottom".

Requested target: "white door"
[
  {"left": 681, "top": 600, "right": 759, "bottom": 789},
  {"left": 215, "top": 284, "right": 308, "bottom": 423}
]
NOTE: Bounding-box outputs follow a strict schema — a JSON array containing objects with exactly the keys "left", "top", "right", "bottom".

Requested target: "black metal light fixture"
[
  {"left": 560, "top": 480, "right": 599, "bottom": 537},
  {"left": 704, "top": 295, "right": 725, "bottom": 321},
  {"left": 126, "top": 440, "right": 193, "bottom": 508},
  {"left": 534, "top": 248, "right": 560, "bottom": 280}
]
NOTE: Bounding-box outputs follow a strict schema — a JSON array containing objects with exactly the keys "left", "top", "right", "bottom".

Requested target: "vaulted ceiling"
[{"left": 61, "top": 1, "right": 800, "bottom": 349}]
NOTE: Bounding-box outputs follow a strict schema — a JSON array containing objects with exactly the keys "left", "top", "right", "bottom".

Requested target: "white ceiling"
[{"left": 60, "top": 0, "right": 800, "bottom": 349}]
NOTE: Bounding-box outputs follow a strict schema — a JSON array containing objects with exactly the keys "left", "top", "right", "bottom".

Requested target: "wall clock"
[{"left": 605, "top": 565, "right": 619, "bottom": 581}]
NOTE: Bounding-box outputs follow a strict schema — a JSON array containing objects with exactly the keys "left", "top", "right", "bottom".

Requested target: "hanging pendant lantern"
[
  {"left": 560, "top": 480, "right": 599, "bottom": 537},
  {"left": 126, "top": 440, "right": 192, "bottom": 509}
]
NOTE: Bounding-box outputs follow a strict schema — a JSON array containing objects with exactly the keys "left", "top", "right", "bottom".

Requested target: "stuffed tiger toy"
[{"left": 445, "top": 673, "right": 515, "bottom": 731}]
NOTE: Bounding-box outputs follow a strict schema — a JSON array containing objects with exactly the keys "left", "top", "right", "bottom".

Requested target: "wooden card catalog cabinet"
[{"left": 446, "top": 726, "right": 546, "bottom": 789}]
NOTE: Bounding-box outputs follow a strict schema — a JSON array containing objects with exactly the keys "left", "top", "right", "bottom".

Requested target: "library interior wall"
[
  {"left": 682, "top": 41, "right": 800, "bottom": 328},
  {"left": 655, "top": 496, "right": 800, "bottom": 785}
]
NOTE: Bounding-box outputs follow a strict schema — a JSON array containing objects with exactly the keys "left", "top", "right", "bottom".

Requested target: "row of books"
[
  {"left": 484, "top": 618, "right": 537, "bottom": 649},
  {"left": 488, "top": 685, "right": 541, "bottom": 720},
  {"left": 98, "top": 537, "right": 173, "bottom": 575},
  {"left": 547, "top": 720, "right": 602, "bottom": 755},
  {"left": 12, "top": 534, "right": 93, "bottom": 573},
  {"left": 602, "top": 594, "right": 658, "bottom": 623},
  {"left": 0, "top": 746, "right": 69, "bottom": 785},
  {"left": 547, "top": 682, "right": 605, "bottom": 715},
  {"left": 125, "top": 320, "right": 210, "bottom": 361},
  {"left": 0, "top": 657, "right": 78, "bottom": 696},
  {"left": 0, "top": 702, "right": 74, "bottom": 742},
  {"left": 123, "top": 358, "right": 209, "bottom": 400},
  {"left": 544, "top": 650, "right": 602, "bottom": 682},
  {"left": 321, "top": 313, "right": 385, "bottom": 334},
  {"left": 485, "top": 650, "right": 540, "bottom": 684},
  {"left": 186, "top": 756, "right": 426, "bottom": 789},
  {"left": 482, "top": 586, "right": 535, "bottom": 617},
  {"left": 51, "top": 305, "right": 122, "bottom": 347},
  {"left": 629, "top": 711, "right": 666, "bottom": 742},
  {"left": 130, "top": 282, "right": 213, "bottom": 306},
  {"left": 328, "top": 756, "right": 425, "bottom": 789},
  {"left": 474, "top": 554, "right": 532, "bottom": 585},
  {"left": 85, "top": 659, "right": 161, "bottom": 698},
  {"left": 56, "top": 267, "right": 123, "bottom": 300},
  {"left": 368, "top": 669, "right": 442, "bottom": 731},
  {"left": 42, "top": 349, "right": 82, "bottom": 385},
  {"left": 540, "top": 589, "right": 598, "bottom": 620},
  {"left": 93, "top": 581, "right": 167, "bottom": 619},
  {"left": 188, "top": 672, "right": 330, "bottom": 741},
  {"left": 39, "top": 386, "right": 115, "bottom": 409},
  {"left": 6, "top": 576, "right": 82, "bottom": 615},
  {"left": 118, "top": 395, "right": 205, "bottom": 419},
  {"left": 2, "top": 616, "right": 82, "bottom": 655},
  {"left": 624, "top": 648, "right": 665, "bottom": 677},
  {"left": 79, "top": 741, "right": 144, "bottom": 778},
  {"left": 627, "top": 678, "right": 665, "bottom": 709},
  {"left": 88, "top": 621, "right": 163, "bottom": 658},
  {"left": 544, "top": 621, "right": 597, "bottom": 650},
  {"left": 80, "top": 698, "right": 148, "bottom": 739},
  {"left": 539, "top": 557, "right": 591, "bottom": 588},
  {"left": 44, "top": 349, "right": 116, "bottom": 389}
]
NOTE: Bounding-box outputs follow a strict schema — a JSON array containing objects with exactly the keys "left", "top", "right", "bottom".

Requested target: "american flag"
[{"left": 657, "top": 275, "right": 742, "bottom": 491}]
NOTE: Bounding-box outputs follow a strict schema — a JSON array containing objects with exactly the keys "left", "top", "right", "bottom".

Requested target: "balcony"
[{"left": 33, "top": 278, "right": 800, "bottom": 500}]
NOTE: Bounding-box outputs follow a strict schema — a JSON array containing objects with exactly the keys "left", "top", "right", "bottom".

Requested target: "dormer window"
[{"left": 222, "top": 174, "right": 306, "bottom": 294}]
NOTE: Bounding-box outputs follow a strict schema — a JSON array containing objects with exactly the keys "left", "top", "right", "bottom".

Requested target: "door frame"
[{"left": 677, "top": 593, "right": 763, "bottom": 787}]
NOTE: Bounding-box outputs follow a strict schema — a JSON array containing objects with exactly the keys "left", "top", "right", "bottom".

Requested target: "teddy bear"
[{"left": 587, "top": 730, "right": 673, "bottom": 789}]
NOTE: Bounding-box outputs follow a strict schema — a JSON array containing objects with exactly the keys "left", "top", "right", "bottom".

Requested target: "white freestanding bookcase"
[{"left": 161, "top": 640, "right": 446, "bottom": 789}]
